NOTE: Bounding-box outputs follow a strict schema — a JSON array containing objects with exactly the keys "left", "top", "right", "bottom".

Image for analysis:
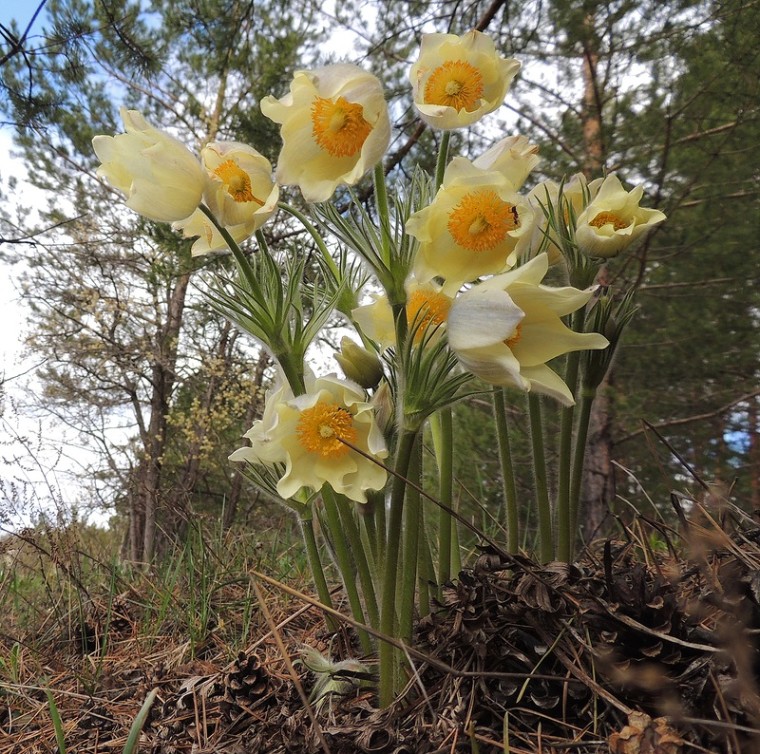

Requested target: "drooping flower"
[
  {"left": 261, "top": 64, "right": 390, "bottom": 203},
  {"left": 447, "top": 253, "right": 609, "bottom": 405},
  {"left": 528, "top": 173, "right": 602, "bottom": 264},
  {"left": 229, "top": 374, "right": 388, "bottom": 504},
  {"left": 352, "top": 279, "right": 454, "bottom": 350},
  {"left": 410, "top": 31, "right": 520, "bottom": 130},
  {"left": 574, "top": 174, "right": 666, "bottom": 258},
  {"left": 473, "top": 135, "right": 540, "bottom": 191},
  {"left": 92, "top": 108, "right": 204, "bottom": 223},
  {"left": 173, "top": 141, "right": 279, "bottom": 255},
  {"left": 407, "top": 157, "right": 534, "bottom": 294}
]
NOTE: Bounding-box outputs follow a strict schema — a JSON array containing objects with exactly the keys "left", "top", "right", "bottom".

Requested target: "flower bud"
[{"left": 334, "top": 337, "right": 384, "bottom": 389}]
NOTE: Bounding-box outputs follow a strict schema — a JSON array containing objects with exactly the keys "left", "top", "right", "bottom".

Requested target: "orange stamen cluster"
[
  {"left": 213, "top": 159, "right": 262, "bottom": 204},
  {"left": 312, "top": 96, "right": 372, "bottom": 158},
  {"left": 589, "top": 211, "right": 629, "bottom": 231},
  {"left": 407, "top": 290, "right": 452, "bottom": 341},
  {"left": 424, "top": 59, "right": 484, "bottom": 112},
  {"left": 504, "top": 322, "right": 523, "bottom": 350},
  {"left": 447, "top": 190, "right": 519, "bottom": 252},
  {"left": 297, "top": 401, "right": 357, "bottom": 459}
]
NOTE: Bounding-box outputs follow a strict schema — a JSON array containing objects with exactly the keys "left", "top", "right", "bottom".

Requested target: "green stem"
[
  {"left": 493, "top": 388, "right": 519, "bottom": 554},
  {"left": 418, "top": 512, "right": 433, "bottom": 619},
  {"left": 434, "top": 131, "right": 451, "bottom": 190},
  {"left": 378, "top": 428, "right": 418, "bottom": 707},
  {"left": 336, "top": 495, "right": 380, "bottom": 630},
  {"left": 298, "top": 509, "right": 337, "bottom": 632},
  {"left": 569, "top": 387, "right": 596, "bottom": 549},
  {"left": 528, "top": 394, "right": 553, "bottom": 562},
  {"left": 430, "top": 408, "right": 454, "bottom": 587},
  {"left": 557, "top": 309, "right": 585, "bottom": 562},
  {"left": 399, "top": 433, "right": 422, "bottom": 642},
  {"left": 321, "top": 487, "right": 372, "bottom": 654},
  {"left": 373, "top": 162, "right": 392, "bottom": 267}
]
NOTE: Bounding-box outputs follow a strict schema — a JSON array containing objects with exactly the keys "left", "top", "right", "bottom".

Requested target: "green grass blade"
[
  {"left": 123, "top": 687, "right": 159, "bottom": 754},
  {"left": 45, "top": 690, "right": 67, "bottom": 754}
]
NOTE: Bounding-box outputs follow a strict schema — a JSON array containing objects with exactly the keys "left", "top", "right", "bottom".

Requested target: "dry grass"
[{"left": 2, "top": 498, "right": 760, "bottom": 753}]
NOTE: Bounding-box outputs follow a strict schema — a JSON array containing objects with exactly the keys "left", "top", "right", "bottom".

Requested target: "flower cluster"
[{"left": 92, "top": 29, "right": 665, "bottom": 507}]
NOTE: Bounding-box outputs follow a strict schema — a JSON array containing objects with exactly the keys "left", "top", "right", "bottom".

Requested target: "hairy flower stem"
[
  {"left": 569, "top": 387, "right": 596, "bottom": 543},
  {"left": 379, "top": 428, "right": 418, "bottom": 707},
  {"left": 373, "top": 163, "right": 392, "bottom": 268},
  {"left": 556, "top": 309, "right": 585, "bottom": 562},
  {"left": 336, "top": 495, "right": 380, "bottom": 630},
  {"left": 493, "top": 388, "right": 519, "bottom": 553},
  {"left": 430, "top": 408, "right": 454, "bottom": 587},
  {"left": 299, "top": 510, "right": 337, "bottom": 632},
  {"left": 399, "top": 435, "right": 422, "bottom": 642},
  {"left": 322, "top": 487, "right": 373, "bottom": 654},
  {"left": 528, "top": 394, "right": 554, "bottom": 562},
  {"left": 434, "top": 131, "right": 451, "bottom": 191}
]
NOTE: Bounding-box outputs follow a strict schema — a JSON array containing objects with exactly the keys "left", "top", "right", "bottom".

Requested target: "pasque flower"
[
  {"left": 173, "top": 141, "right": 279, "bottom": 255},
  {"left": 528, "top": 173, "right": 602, "bottom": 264},
  {"left": 410, "top": 31, "right": 520, "bottom": 130},
  {"left": 574, "top": 173, "right": 666, "bottom": 258},
  {"left": 261, "top": 64, "right": 390, "bottom": 203},
  {"left": 92, "top": 108, "right": 204, "bottom": 223},
  {"left": 447, "top": 253, "right": 609, "bottom": 405},
  {"left": 407, "top": 156, "right": 534, "bottom": 294},
  {"left": 229, "top": 374, "right": 388, "bottom": 504},
  {"left": 352, "top": 279, "right": 454, "bottom": 350}
]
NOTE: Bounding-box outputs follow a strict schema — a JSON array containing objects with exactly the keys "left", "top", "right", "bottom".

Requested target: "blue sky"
[{"left": 2, "top": 0, "right": 49, "bottom": 39}]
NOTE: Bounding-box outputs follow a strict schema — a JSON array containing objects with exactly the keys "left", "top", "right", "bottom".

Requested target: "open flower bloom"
[
  {"left": 260, "top": 64, "right": 390, "bottom": 203},
  {"left": 229, "top": 374, "right": 388, "bottom": 503},
  {"left": 92, "top": 108, "right": 204, "bottom": 223},
  {"left": 528, "top": 174, "right": 602, "bottom": 264},
  {"left": 352, "top": 278, "right": 454, "bottom": 350},
  {"left": 173, "top": 141, "right": 279, "bottom": 255},
  {"left": 410, "top": 31, "right": 520, "bottom": 130},
  {"left": 574, "top": 174, "right": 666, "bottom": 258},
  {"left": 473, "top": 135, "right": 540, "bottom": 191},
  {"left": 407, "top": 156, "right": 534, "bottom": 294},
  {"left": 447, "top": 253, "right": 609, "bottom": 405}
]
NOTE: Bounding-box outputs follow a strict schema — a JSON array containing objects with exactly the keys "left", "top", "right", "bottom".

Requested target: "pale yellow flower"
[
  {"left": 173, "top": 141, "right": 279, "bottom": 255},
  {"left": 528, "top": 174, "right": 602, "bottom": 264},
  {"left": 352, "top": 279, "right": 454, "bottom": 350},
  {"left": 407, "top": 157, "right": 534, "bottom": 294},
  {"left": 229, "top": 374, "right": 388, "bottom": 503},
  {"left": 410, "top": 31, "right": 520, "bottom": 130},
  {"left": 574, "top": 174, "right": 666, "bottom": 258},
  {"left": 92, "top": 108, "right": 204, "bottom": 223},
  {"left": 261, "top": 64, "right": 390, "bottom": 202},
  {"left": 447, "top": 253, "right": 609, "bottom": 405}
]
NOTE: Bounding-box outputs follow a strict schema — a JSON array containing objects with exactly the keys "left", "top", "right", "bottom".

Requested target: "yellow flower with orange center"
[
  {"left": 575, "top": 173, "right": 666, "bottom": 258},
  {"left": 410, "top": 31, "right": 520, "bottom": 130},
  {"left": 229, "top": 374, "right": 388, "bottom": 504},
  {"left": 261, "top": 64, "right": 390, "bottom": 203},
  {"left": 407, "top": 156, "right": 534, "bottom": 294},
  {"left": 173, "top": 141, "right": 279, "bottom": 256},
  {"left": 527, "top": 173, "right": 602, "bottom": 264},
  {"left": 447, "top": 254, "right": 609, "bottom": 406},
  {"left": 352, "top": 279, "right": 454, "bottom": 351}
]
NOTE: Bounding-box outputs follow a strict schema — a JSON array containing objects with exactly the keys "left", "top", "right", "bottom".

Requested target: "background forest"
[{"left": 2, "top": 0, "right": 758, "bottom": 557}]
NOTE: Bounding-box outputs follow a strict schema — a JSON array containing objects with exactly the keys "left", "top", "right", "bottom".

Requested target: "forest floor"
[{"left": 2, "top": 499, "right": 760, "bottom": 753}]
